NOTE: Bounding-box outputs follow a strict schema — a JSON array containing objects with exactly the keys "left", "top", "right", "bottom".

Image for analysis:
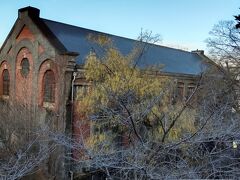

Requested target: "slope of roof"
[{"left": 41, "top": 18, "right": 206, "bottom": 75}]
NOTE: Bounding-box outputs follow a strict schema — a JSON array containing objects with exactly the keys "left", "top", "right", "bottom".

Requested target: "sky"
[{"left": 0, "top": 0, "right": 239, "bottom": 52}]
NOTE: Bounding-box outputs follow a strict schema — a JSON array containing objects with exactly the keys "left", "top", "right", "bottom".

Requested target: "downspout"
[
  {"left": 71, "top": 71, "right": 77, "bottom": 135},
  {"left": 71, "top": 72, "right": 77, "bottom": 103},
  {"left": 69, "top": 170, "right": 74, "bottom": 180},
  {"left": 69, "top": 71, "right": 77, "bottom": 180}
]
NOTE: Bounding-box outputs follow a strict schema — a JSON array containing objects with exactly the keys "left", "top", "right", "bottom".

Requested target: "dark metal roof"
[{"left": 42, "top": 18, "right": 207, "bottom": 75}]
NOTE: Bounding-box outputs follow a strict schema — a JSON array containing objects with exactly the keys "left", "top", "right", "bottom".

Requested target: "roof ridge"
[
  {"left": 41, "top": 18, "right": 193, "bottom": 54},
  {"left": 41, "top": 17, "right": 206, "bottom": 75}
]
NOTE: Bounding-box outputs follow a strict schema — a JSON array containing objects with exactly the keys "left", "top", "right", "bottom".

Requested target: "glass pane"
[
  {"left": 3, "top": 69, "right": 10, "bottom": 95},
  {"left": 177, "top": 82, "right": 184, "bottom": 100},
  {"left": 187, "top": 83, "right": 196, "bottom": 98},
  {"left": 76, "top": 85, "right": 89, "bottom": 100},
  {"left": 43, "top": 70, "right": 55, "bottom": 103},
  {"left": 21, "top": 58, "right": 30, "bottom": 77}
]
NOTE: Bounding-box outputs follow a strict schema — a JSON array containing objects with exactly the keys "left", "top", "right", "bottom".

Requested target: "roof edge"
[
  {"left": 18, "top": 6, "right": 69, "bottom": 54},
  {"left": 41, "top": 18, "right": 196, "bottom": 55}
]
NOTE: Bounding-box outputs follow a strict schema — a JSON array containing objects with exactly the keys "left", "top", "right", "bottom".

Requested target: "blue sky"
[{"left": 0, "top": 0, "right": 239, "bottom": 52}]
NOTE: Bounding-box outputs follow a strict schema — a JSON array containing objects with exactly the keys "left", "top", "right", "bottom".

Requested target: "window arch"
[
  {"left": 43, "top": 70, "right": 55, "bottom": 103},
  {"left": 2, "top": 69, "right": 10, "bottom": 96}
]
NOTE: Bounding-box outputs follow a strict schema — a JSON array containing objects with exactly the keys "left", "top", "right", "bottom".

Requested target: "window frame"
[
  {"left": 43, "top": 70, "right": 56, "bottom": 103},
  {"left": 75, "top": 85, "right": 89, "bottom": 100},
  {"left": 2, "top": 69, "right": 10, "bottom": 96},
  {"left": 176, "top": 82, "right": 184, "bottom": 101},
  {"left": 20, "top": 58, "right": 30, "bottom": 78},
  {"left": 187, "top": 83, "right": 196, "bottom": 99}
]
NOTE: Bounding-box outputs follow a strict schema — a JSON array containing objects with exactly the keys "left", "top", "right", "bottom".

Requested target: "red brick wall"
[
  {"left": 16, "top": 25, "right": 35, "bottom": 43},
  {"left": 14, "top": 24, "right": 36, "bottom": 105},
  {"left": 72, "top": 101, "right": 90, "bottom": 159},
  {"left": 73, "top": 102, "right": 90, "bottom": 136},
  {"left": 15, "top": 47, "right": 33, "bottom": 104}
]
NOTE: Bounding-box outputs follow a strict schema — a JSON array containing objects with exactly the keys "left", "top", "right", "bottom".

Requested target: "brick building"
[{"left": 0, "top": 7, "right": 217, "bottom": 179}]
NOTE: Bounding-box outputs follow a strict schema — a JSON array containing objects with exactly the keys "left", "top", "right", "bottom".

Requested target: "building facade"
[{"left": 0, "top": 7, "right": 215, "bottom": 179}]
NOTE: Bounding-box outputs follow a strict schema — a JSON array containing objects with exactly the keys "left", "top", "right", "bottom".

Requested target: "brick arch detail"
[
  {"left": 15, "top": 47, "right": 33, "bottom": 104},
  {"left": 38, "top": 59, "right": 59, "bottom": 111},
  {"left": 14, "top": 39, "right": 34, "bottom": 57},
  {"left": 0, "top": 61, "right": 11, "bottom": 96}
]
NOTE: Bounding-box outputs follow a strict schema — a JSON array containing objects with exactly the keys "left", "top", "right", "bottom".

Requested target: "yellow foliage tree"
[{"left": 78, "top": 34, "right": 196, "bottom": 147}]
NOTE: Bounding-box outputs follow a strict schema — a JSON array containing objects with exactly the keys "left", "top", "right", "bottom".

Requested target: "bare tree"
[
  {"left": 235, "top": 13, "right": 240, "bottom": 29},
  {"left": 206, "top": 20, "right": 240, "bottom": 111},
  {"left": 206, "top": 21, "right": 240, "bottom": 75},
  {"left": 48, "top": 32, "right": 240, "bottom": 179},
  {"left": 0, "top": 101, "right": 57, "bottom": 179},
  {"left": 2, "top": 29, "right": 239, "bottom": 179},
  {"left": 50, "top": 67, "right": 240, "bottom": 179}
]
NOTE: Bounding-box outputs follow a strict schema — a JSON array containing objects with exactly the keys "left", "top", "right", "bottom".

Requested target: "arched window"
[
  {"left": 176, "top": 82, "right": 184, "bottom": 101},
  {"left": 20, "top": 58, "right": 30, "bottom": 77},
  {"left": 43, "top": 70, "right": 55, "bottom": 103},
  {"left": 3, "top": 69, "right": 10, "bottom": 96}
]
